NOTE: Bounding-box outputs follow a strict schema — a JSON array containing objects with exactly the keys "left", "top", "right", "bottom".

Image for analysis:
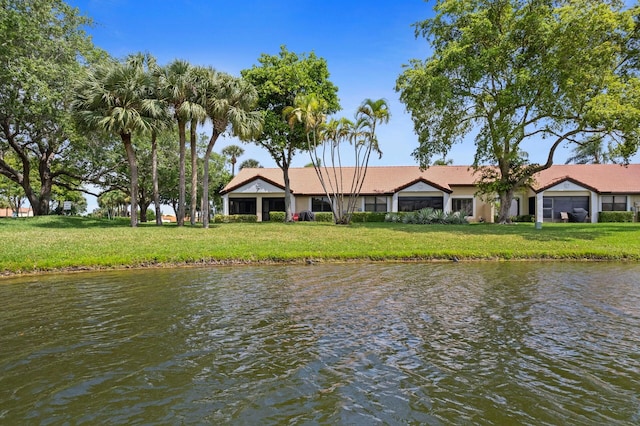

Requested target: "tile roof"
[
  {"left": 531, "top": 164, "right": 640, "bottom": 193},
  {"left": 222, "top": 164, "right": 640, "bottom": 195}
]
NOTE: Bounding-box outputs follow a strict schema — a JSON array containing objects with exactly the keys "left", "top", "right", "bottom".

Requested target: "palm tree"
[
  {"left": 565, "top": 137, "right": 615, "bottom": 164},
  {"left": 286, "top": 97, "right": 389, "bottom": 224},
  {"left": 160, "top": 60, "right": 206, "bottom": 226},
  {"left": 239, "top": 159, "right": 262, "bottom": 170},
  {"left": 202, "top": 72, "right": 262, "bottom": 228},
  {"left": 187, "top": 66, "right": 212, "bottom": 225},
  {"left": 98, "top": 190, "right": 129, "bottom": 219},
  {"left": 126, "top": 53, "right": 170, "bottom": 226},
  {"left": 222, "top": 144, "right": 245, "bottom": 176},
  {"left": 433, "top": 157, "right": 454, "bottom": 166},
  {"left": 74, "top": 59, "right": 164, "bottom": 227}
]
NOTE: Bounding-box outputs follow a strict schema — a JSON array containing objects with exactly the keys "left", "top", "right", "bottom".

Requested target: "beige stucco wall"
[
  {"left": 449, "top": 187, "right": 494, "bottom": 223},
  {"left": 631, "top": 196, "right": 640, "bottom": 221},
  {"left": 295, "top": 196, "right": 311, "bottom": 213}
]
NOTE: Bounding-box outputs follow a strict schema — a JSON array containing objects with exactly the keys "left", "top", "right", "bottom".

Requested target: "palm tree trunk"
[
  {"left": 177, "top": 120, "right": 186, "bottom": 227},
  {"left": 283, "top": 166, "right": 293, "bottom": 222},
  {"left": 122, "top": 132, "right": 138, "bottom": 227},
  {"left": 190, "top": 119, "right": 198, "bottom": 226},
  {"left": 151, "top": 131, "right": 162, "bottom": 226},
  {"left": 202, "top": 132, "right": 220, "bottom": 229}
]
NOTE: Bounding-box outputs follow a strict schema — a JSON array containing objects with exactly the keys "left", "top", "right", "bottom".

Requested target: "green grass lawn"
[{"left": 1, "top": 216, "right": 639, "bottom": 276}]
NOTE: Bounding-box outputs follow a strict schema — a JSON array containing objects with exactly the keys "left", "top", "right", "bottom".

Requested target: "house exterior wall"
[
  {"left": 534, "top": 189, "right": 597, "bottom": 223},
  {"left": 632, "top": 196, "right": 640, "bottom": 221},
  {"left": 222, "top": 168, "right": 640, "bottom": 223},
  {"left": 295, "top": 196, "right": 311, "bottom": 213},
  {"left": 0, "top": 207, "right": 33, "bottom": 218},
  {"left": 447, "top": 186, "right": 494, "bottom": 222}
]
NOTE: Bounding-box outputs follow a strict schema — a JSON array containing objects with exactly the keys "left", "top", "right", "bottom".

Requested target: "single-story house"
[
  {"left": 220, "top": 164, "right": 640, "bottom": 223},
  {"left": 0, "top": 207, "right": 33, "bottom": 218}
]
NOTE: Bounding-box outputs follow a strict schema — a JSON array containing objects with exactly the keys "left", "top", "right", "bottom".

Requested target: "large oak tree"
[
  {"left": 0, "top": 0, "right": 98, "bottom": 215},
  {"left": 396, "top": 0, "right": 640, "bottom": 223}
]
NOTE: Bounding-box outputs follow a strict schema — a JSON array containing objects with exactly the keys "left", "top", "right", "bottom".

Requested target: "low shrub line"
[{"left": 598, "top": 211, "right": 635, "bottom": 222}]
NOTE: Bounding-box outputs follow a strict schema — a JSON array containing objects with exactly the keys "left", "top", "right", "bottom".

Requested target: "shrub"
[
  {"left": 351, "top": 212, "right": 388, "bottom": 223},
  {"left": 314, "top": 212, "right": 334, "bottom": 222},
  {"left": 385, "top": 212, "right": 409, "bottom": 223},
  {"left": 213, "top": 214, "right": 258, "bottom": 223},
  {"left": 598, "top": 211, "right": 634, "bottom": 223},
  {"left": 269, "top": 211, "right": 286, "bottom": 222},
  {"left": 511, "top": 215, "right": 534, "bottom": 223},
  {"left": 385, "top": 208, "right": 467, "bottom": 225}
]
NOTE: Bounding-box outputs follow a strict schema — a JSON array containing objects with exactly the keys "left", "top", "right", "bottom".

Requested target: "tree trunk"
[
  {"left": 2, "top": 137, "right": 50, "bottom": 216},
  {"left": 151, "top": 131, "right": 162, "bottom": 226},
  {"left": 190, "top": 119, "right": 198, "bottom": 226},
  {"left": 497, "top": 188, "right": 514, "bottom": 224},
  {"left": 122, "top": 133, "right": 138, "bottom": 227},
  {"left": 139, "top": 199, "right": 151, "bottom": 222},
  {"left": 202, "top": 132, "right": 220, "bottom": 229},
  {"left": 177, "top": 120, "right": 186, "bottom": 227},
  {"left": 283, "top": 166, "right": 293, "bottom": 222}
]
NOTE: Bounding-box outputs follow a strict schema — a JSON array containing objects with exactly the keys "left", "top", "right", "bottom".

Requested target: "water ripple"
[{"left": 1, "top": 262, "right": 639, "bottom": 424}]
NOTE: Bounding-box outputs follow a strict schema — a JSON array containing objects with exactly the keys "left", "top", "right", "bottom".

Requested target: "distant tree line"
[{"left": 0, "top": 1, "right": 343, "bottom": 227}]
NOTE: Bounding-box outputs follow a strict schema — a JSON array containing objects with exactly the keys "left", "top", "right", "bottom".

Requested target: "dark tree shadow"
[{"left": 360, "top": 222, "right": 637, "bottom": 242}]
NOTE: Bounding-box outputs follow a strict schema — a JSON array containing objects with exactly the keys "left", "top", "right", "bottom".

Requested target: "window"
[
  {"left": 229, "top": 198, "right": 256, "bottom": 214},
  {"left": 365, "top": 196, "right": 387, "bottom": 212},
  {"left": 602, "top": 195, "right": 627, "bottom": 211},
  {"left": 312, "top": 196, "right": 332, "bottom": 212},
  {"left": 451, "top": 198, "right": 473, "bottom": 216},
  {"left": 398, "top": 196, "right": 443, "bottom": 212}
]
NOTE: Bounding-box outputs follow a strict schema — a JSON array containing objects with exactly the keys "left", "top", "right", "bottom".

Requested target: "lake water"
[{"left": 1, "top": 262, "right": 639, "bottom": 425}]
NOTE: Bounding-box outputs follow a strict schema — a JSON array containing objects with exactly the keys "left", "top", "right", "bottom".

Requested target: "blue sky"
[
  {"left": 67, "top": 0, "right": 637, "bottom": 177},
  {"left": 67, "top": 0, "right": 439, "bottom": 170}
]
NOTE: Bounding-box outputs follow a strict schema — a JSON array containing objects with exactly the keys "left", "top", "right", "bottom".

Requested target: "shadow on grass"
[
  {"left": 24, "top": 216, "right": 221, "bottom": 230},
  {"left": 360, "top": 222, "right": 639, "bottom": 242},
  {"left": 28, "top": 216, "right": 134, "bottom": 228}
]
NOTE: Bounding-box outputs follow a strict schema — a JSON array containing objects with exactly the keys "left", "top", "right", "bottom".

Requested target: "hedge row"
[
  {"left": 598, "top": 211, "right": 635, "bottom": 223},
  {"left": 350, "top": 212, "right": 387, "bottom": 223},
  {"left": 213, "top": 214, "right": 258, "bottom": 223},
  {"left": 314, "top": 212, "right": 334, "bottom": 222},
  {"left": 268, "top": 211, "right": 286, "bottom": 222}
]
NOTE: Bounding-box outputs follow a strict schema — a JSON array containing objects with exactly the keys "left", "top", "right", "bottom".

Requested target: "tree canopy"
[
  {"left": 0, "top": 0, "right": 100, "bottom": 215},
  {"left": 396, "top": 0, "right": 640, "bottom": 222},
  {"left": 242, "top": 46, "right": 340, "bottom": 221}
]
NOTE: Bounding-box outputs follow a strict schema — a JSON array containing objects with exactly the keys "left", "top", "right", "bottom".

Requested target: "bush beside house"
[
  {"left": 213, "top": 214, "right": 258, "bottom": 223},
  {"left": 598, "top": 211, "right": 635, "bottom": 222}
]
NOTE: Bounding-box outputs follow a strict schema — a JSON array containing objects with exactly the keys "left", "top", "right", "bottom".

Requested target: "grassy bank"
[{"left": 1, "top": 216, "right": 639, "bottom": 276}]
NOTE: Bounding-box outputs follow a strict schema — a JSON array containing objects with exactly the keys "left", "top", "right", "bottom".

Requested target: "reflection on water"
[{"left": 1, "top": 263, "right": 639, "bottom": 425}]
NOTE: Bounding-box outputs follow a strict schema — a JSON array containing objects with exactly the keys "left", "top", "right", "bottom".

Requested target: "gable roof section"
[
  {"left": 222, "top": 164, "right": 640, "bottom": 196},
  {"left": 534, "top": 176, "right": 600, "bottom": 193},
  {"left": 220, "top": 172, "right": 285, "bottom": 195},
  {"left": 531, "top": 164, "right": 640, "bottom": 194},
  {"left": 394, "top": 177, "right": 453, "bottom": 194}
]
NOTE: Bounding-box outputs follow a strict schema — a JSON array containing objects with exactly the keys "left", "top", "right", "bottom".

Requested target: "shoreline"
[
  {"left": 0, "top": 254, "right": 631, "bottom": 280},
  {"left": 2, "top": 217, "right": 638, "bottom": 280}
]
